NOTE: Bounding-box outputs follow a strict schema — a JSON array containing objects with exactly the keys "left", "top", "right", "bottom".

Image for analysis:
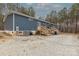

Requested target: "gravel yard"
[{"left": 0, "top": 34, "right": 79, "bottom": 56}]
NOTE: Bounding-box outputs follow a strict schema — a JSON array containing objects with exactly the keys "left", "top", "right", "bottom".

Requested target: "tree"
[
  {"left": 58, "top": 7, "right": 69, "bottom": 32},
  {"left": 69, "top": 3, "right": 79, "bottom": 33},
  {"left": 0, "top": 14, "right": 4, "bottom": 30},
  {"left": 18, "top": 6, "right": 29, "bottom": 15},
  {"left": 28, "top": 7, "right": 35, "bottom": 17},
  {"left": 45, "top": 10, "right": 58, "bottom": 24},
  {"left": 7, "top": 3, "right": 19, "bottom": 12},
  {"left": 0, "top": 4, "right": 4, "bottom": 30}
]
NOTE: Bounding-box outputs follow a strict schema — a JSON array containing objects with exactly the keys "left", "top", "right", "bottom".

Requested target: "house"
[{"left": 3, "top": 11, "right": 57, "bottom": 35}]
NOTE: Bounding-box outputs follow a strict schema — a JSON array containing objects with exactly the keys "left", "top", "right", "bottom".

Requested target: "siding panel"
[
  {"left": 15, "top": 14, "right": 38, "bottom": 31},
  {"left": 4, "top": 14, "right": 13, "bottom": 31}
]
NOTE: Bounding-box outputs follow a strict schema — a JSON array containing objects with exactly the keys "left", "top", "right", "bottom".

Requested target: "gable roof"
[{"left": 3, "top": 11, "right": 57, "bottom": 27}]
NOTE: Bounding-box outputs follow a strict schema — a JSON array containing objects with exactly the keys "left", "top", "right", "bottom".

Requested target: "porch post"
[{"left": 13, "top": 13, "right": 15, "bottom": 32}]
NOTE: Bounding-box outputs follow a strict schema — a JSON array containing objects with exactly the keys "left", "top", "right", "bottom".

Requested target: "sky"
[{"left": 21, "top": 3, "right": 73, "bottom": 18}]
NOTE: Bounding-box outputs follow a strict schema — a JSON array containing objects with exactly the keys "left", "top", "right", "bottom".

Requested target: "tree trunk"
[{"left": 75, "top": 14, "right": 78, "bottom": 33}]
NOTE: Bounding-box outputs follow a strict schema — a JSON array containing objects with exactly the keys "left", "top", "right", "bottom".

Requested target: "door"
[{"left": 16, "top": 26, "right": 19, "bottom": 31}]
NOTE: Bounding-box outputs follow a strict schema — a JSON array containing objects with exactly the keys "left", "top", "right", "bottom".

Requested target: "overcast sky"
[{"left": 21, "top": 3, "right": 73, "bottom": 18}]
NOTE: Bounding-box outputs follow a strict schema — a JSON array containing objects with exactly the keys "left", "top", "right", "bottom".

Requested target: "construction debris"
[
  {"left": 36, "top": 26, "right": 59, "bottom": 36},
  {"left": 51, "top": 27, "right": 60, "bottom": 35}
]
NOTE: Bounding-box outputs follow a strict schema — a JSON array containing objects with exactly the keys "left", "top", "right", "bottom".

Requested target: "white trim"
[{"left": 13, "top": 13, "right": 15, "bottom": 32}]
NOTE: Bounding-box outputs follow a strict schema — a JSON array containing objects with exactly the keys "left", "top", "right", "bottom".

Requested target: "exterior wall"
[
  {"left": 4, "top": 14, "right": 13, "bottom": 31},
  {"left": 4, "top": 13, "right": 38, "bottom": 31},
  {"left": 15, "top": 14, "right": 38, "bottom": 31}
]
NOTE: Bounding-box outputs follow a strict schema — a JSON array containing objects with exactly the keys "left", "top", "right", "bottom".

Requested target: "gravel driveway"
[{"left": 0, "top": 34, "right": 79, "bottom": 56}]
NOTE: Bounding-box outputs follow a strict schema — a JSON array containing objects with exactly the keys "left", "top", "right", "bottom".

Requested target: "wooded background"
[{"left": 45, "top": 4, "right": 79, "bottom": 33}]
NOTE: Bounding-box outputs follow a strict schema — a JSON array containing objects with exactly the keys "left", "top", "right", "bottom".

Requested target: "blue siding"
[
  {"left": 4, "top": 14, "right": 13, "bottom": 31},
  {"left": 4, "top": 14, "right": 38, "bottom": 31},
  {"left": 15, "top": 14, "right": 38, "bottom": 31}
]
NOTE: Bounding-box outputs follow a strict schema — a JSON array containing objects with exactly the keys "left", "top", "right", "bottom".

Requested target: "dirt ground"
[{"left": 0, "top": 34, "right": 79, "bottom": 56}]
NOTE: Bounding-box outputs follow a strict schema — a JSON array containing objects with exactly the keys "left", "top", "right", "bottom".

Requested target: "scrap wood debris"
[{"left": 36, "top": 26, "right": 59, "bottom": 36}]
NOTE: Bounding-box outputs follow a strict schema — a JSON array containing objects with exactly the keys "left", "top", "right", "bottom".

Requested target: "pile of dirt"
[
  {"left": 0, "top": 32, "right": 12, "bottom": 38},
  {"left": 2, "top": 32, "right": 12, "bottom": 36},
  {"left": 0, "top": 32, "right": 12, "bottom": 36},
  {"left": 0, "top": 32, "right": 12, "bottom": 43},
  {"left": 0, "top": 36, "right": 4, "bottom": 39}
]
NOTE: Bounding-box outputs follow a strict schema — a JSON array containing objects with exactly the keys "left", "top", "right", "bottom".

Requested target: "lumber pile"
[
  {"left": 51, "top": 27, "right": 60, "bottom": 35},
  {"left": 36, "top": 26, "right": 59, "bottom": 36}
]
